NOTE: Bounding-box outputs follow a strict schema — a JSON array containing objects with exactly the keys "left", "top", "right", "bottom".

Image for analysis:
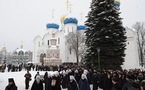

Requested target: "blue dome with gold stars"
[
  {"left": 77, "top": 25, "right": 87, "bottom": 30},
  {"left": 114, "top": 0, "right": 120, "bottom": 8},
  {"left": 64, "top": 18, "right": 78, "bottom": 25},
  {"left": 46, "top": 23, "right": 59, "bottom": 29}
]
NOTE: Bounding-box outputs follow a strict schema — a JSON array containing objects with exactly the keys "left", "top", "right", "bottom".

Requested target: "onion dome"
[
  {"left": 77, "top": 18, "right": 87, "bottom": 30},
  {"left": 114, "top": 0, "right": 120, "bottom": 8},
  {"left": 46, "top": 19, "right": 59, "bottom": 29},
  {"left": 77, "top": 25, "right": 87, "bottom": 30},
  {"left": 60, "top": 16, "right": 66, "bottom": 23},
  {"left": 2, "top": 45, "right": 6, "bottom": 49},
  {"left": 63, "top": 14, "right": 78, "bottom": 25}
]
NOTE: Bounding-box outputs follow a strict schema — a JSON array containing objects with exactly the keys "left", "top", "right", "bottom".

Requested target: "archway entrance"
[{"left": 40, "top": 53, "right": 46, "bottom": 65}]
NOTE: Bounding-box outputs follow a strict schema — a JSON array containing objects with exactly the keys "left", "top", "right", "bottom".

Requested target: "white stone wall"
[{"left": 122, "top": 27, "right": 140, "bottom": 70}]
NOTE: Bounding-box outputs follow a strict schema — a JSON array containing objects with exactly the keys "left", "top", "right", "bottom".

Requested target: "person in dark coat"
[
  {"left": 44, "top": 72, "right": 48, "bottom": 90},
  {"left": 62, "top": 71, "right": 69, "bottom": 89},
  {"left": 51, "top": 71, "right": 61, "bottom": 90},
  {"left": 45, "top": 73, "right": 52, "bottom": 90},
  {"left": 92, "top": 72, "right": 99, "bottom": 90},
  {"left": 112, "top": 77, "right": 121, "bottom": 90},
  {"left": 24, "top": 71, "right": 32, "bottom": 89},
  {"left": 141, "top": 80, "right": 145, "bottom": 90},
  {"left": 68, "top": 75, "right": 79, "bottom": 90},
  {"left": 103, "top": 72, "right": 112, "bottom": 90},
  {"left": 31, "top": 75, "right": 43, "bottom": 90},
  {"left": 74, "top": 70, "right": 81, "bottom": 83},
  {"left": 5, "top": 78, "right": 17, "bottom": 90},
  {"left": 79, "top": 74, "right": 91, "bottom": 90},
  {"left": 123, "top": 74, "right": 140, "bottom": 90}
]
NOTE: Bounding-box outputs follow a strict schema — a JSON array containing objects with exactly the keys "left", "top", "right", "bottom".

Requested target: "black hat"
[{"left": 8, "top": 78, "right": 14, "bottom": 82}]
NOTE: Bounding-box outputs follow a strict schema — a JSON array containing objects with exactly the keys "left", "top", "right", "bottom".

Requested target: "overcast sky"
[{"left": 0, "top": 0, "right": 145, "bottom": 52}]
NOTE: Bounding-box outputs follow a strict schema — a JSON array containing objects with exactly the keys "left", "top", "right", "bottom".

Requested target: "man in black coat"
[
  {"left": 74, "top": 70, "right": 81, "bottom": 83},
  {"left": 92, "top": 72, "right": 99, "bottom": 90},
  {"left": 103, "top": 72, "right": 112, "bottom": 90},
  {"left": 24, "top": 71, "right": 32, "bottom": 89},
  {"left": 31, "top": 76, "right": 43, "bottom": 90},
  {"left": 45, "top": 73, "right": 52, "bottom": 90},
  {"left": 5, "top": 78, "right": 17, "bottom": 90},
  {"left": 123, "top": 74, "right": 140, "bottom": 90},
  {"left": 112, "top": 77, "right": 121, "bottom": 90},
  {"left": 62, "top": 71, "right": 69, "bottom": 89}
]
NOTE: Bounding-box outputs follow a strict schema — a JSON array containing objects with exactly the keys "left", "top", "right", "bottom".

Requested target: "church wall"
[
  {"left": 64, "top": 24, "right": 77, "bottom": 34},
  {"left": 122, "top": 27, "right": 140, "bottom": 70},
  {"left": 33, "top": 36, "right": 42, "bottom": 64},
  {"left": 54, "top": 32, "right": 66, "bottom": 63},
  {"left": 47, "top": 28, "right": 58, "bottom": 34}
]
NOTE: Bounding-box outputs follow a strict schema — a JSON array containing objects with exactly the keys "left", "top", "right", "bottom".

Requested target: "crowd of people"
[{"left": 4, "top": 65, "right": 145, "bottom": 90}]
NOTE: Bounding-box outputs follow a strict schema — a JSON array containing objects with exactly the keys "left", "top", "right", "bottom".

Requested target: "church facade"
[{"left": 33, "top": 0, "right": 140, "bottom": 69}]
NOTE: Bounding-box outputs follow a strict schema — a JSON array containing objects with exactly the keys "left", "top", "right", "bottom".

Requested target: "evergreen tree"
[{"left": 85, "top": 0, "right": 126, "bottom": 70}]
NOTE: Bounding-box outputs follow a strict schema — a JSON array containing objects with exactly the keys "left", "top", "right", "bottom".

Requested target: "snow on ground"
[{"left": 0, "top": 68, "right": 102, "bottom": 90}]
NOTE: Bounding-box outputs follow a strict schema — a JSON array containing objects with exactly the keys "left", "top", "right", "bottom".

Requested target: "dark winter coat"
[
  {"left": 92, "top": 74, "right": 99, "bottom": 90},
  {"left": 79, "top": 79, "right": 91, "bottom": 90},
  {"left": 24, "top": 73, "right": 32, "bottom": 82},
  {"left": 31, "top": 80, "right": 43, "bottom": 90},
  {"left": 68, "top": 80, "right": 78, "bottom": 90},
  {"left": 87, "top": 73, "right": 91, "bottom": 84},
  {"left": 62, "top": 75, "right": 69, "bottom": 89},
  {"left": 5, "top": 79, "right": 17, "bottom": 90},
  {"left": 122, "top": 80, "right": 140, "bottom": 90},
  {"left": 51, "top": 76, "right": 61, "bottom": 90},
  {"left": 45, "top": 77, "right": 52, "bottom": 90},
  {"left": 103, "top": 76, "right": 112, "bottom": 90},
  {"left": 74, "top": 73, "right": 81, "bottom": 83},
  {"left": 5, "top": 85, "right": 17, "bottom": 90},
  {"left": 112, "top": 82, "right": 122, "bottom": 90}
]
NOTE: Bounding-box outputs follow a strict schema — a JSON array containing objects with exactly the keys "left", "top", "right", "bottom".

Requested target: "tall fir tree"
[{"left": 85, "top": 0, "right": 126, "bottom": 70}]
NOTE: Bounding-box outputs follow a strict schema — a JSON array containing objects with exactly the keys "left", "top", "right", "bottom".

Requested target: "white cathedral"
[{"left": 33, "top": 0, "right": 140, "bottom": 70}]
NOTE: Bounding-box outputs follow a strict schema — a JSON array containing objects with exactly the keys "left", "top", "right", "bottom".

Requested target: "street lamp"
[{"left": 97, "top": 48, "right": 100, "bottom": 70}]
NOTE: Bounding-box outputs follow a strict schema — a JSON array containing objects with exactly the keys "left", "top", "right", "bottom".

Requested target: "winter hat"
[
  {"left": 83, "top": 70, "right": 88, "bottom": 74},
  {"left": 70, "top": 75, "right": 74, "bottom": 80},
  {"left": 36, "top": 75, "right": 41, "bottom": 79},
  {"left": 81, "top": 74, "right": 87, "bottom": 79},
  {"left": 8, "top": 78, "right": 14, "bottom": 82},
  {"left": 75, "top": 70, "right": 78, "bottom": 73}
]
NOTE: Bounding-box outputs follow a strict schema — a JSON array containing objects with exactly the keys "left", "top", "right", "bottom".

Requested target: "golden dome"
[
  {"left": 2, "top": 47, "right": 6, "bottom": 49},
  {"left": 60, "top": 16, "right": 66, "bottom": 23}
]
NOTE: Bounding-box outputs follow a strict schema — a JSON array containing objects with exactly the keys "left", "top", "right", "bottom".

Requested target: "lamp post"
[{"left": 97, "top": 48, "right": 100, "bottom": 70}]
